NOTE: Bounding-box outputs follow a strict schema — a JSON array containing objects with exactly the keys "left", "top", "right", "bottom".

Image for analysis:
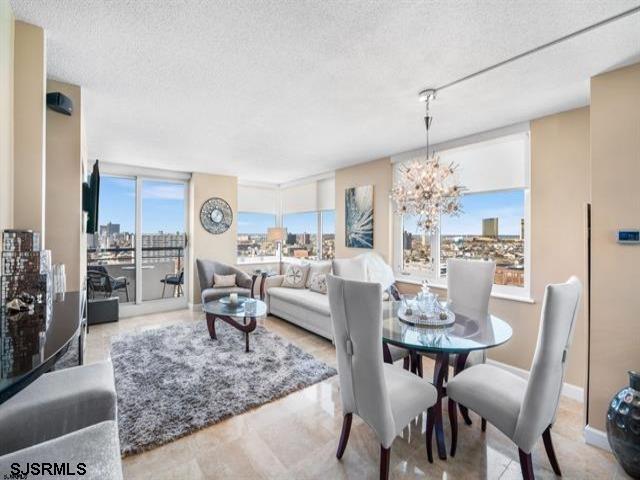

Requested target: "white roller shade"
[
  {"left": 317, "top": 177, "right": 335, "bottom": 210},
  {"left": 393, "top": 132, "right": 529, "bottom": 193},
  {"left": 238, "top": 184, "right": 279, "bottom": 214},
  {"left": 281, "top": 182, "right": 318, "bottom": 214}
]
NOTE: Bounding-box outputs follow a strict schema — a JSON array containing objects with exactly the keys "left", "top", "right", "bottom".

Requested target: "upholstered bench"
[
  {"left": 0, "top": 360, "right": 117, "bottom": 456},
  {"left": 0, "top": 421, "right": 123, "bottom": 480}
]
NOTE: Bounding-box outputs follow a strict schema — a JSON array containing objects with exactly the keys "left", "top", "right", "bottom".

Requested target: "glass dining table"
[{"left": 381, "top": 301, "right": 513, "bottom": 461}]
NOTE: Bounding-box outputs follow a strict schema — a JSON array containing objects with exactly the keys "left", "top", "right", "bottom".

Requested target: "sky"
[
  {"left": 99, "top": 177, "right": 186, "bottom": 233},
  {"left": 404, "top": 189, "right": 524, "bottom": 236}
]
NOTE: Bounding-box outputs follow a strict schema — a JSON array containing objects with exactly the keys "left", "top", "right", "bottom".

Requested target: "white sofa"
[{"left": 265, "top": 254, "right": 397, "bottom": 341}]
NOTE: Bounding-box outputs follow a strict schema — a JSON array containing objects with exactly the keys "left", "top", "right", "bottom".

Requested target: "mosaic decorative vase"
[{"left": 607, "top": 371, "right": 640, "bottom": 479}]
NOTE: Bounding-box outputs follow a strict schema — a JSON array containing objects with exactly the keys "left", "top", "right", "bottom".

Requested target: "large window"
[
  {"left": 237, "top": 212, "right": 277, "bottom": 261},
  {"left": 440, "top": 190, "right": 526, "bottom": 287},
  {"left": 397, "top": 189, "right": 528, "bottom": 293},
  {"left": 394, "top": 132, "right": 530, "bottom": 297},
  {"left": 283, "top": 212, "right": 319, "bottom": 260},
  {"left": 87, "top": 173, "right": 188, "bottom": 309},
  {"left": 279, "top": 210, "right": 336, "bottom": 261}
]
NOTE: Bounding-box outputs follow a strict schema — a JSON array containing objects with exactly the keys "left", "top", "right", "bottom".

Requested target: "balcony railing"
[{"left": 87, "top": 246, "right": 185, "bottom": 302}]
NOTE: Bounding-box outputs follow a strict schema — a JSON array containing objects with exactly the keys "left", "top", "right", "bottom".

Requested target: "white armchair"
[
  {"left": 327, "top": 275, "right": 437, "bottom": 479},
  {"left": 446, "top": 276, "right": 582, "bottom": 480}
]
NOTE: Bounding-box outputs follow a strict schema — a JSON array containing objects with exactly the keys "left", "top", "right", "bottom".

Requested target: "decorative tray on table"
[
  {"left": 219, "top": 296, "right": 248, "bottom": 308},
  {"left": 398, "top": 302, "right": 455, "bottom": 328}
]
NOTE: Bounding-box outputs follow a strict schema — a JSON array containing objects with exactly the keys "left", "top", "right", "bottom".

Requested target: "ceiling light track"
[{"left": 426, "top": 4, "right": 640, "bottom": 95}]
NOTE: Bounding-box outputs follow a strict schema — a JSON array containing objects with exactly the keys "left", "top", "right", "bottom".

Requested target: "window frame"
[{"left": 393, "top": 127, "right": 532, "bottom": 302}]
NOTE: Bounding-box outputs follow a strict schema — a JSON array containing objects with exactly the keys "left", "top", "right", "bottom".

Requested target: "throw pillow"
[
  {"left": 305, "top": 261, "right": 332, "bottom": 288},
  {"left": 281, "top": 263, "right": 310, "bottom": 289},
  {"left": 213, "top": 273, "right": 236, "bottom": 288},
  {"left": 308, "top": 273, "right": 328, "bottom": 295}
]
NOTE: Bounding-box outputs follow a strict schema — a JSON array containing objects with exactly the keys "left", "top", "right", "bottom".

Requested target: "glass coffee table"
[{"left": 202, "top": 297, "right": 267, "bottom": 352}]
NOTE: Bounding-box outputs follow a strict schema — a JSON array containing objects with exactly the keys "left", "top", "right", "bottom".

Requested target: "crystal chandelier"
[{"left": 391, "top": 89, "right": 465, "bottom": 233}]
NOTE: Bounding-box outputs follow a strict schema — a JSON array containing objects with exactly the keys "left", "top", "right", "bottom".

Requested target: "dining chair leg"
[
  {"left": 417, "top": 355, "right": 423, "bottom": 378},
  {"left": 162, "top": 282, "right": 166, "bottom": 298},
  {"left": 433, "top": 352, "right": 449, "bottom": 460},
  {"left": 336, "top": 413, "right": 352, "bottom": 459},
  {"left": 426, "top": 407, "right": 434, "bottom": 463},
  {"left": 518, "top": 449, "right": 535, "bottom": 480},
  {"left": 380, "top": 445, "right": 391, "bottom": 480},
  {"left": 448, "top": 399, "right": 458, "bottom": 457},
  {"left": 481, "top": 418, "right": 487, "bottom": 432},
  {"left": 403, "top": 356, "right": 410, "bottom": 371},
  {"left": 542, "top": 426, "right": 562, "bottom": 476},
  {"left": 382, "top": 343, "right": 393, "bottom": 364},
  {"left": 453, "top": 352, "right": 473, "bottom": 426},
  {"left": 459, "top": 406, "right": 473, "bottom": 426}
]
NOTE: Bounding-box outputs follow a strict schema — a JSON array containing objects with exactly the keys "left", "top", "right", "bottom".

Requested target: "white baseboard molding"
[
  {"left": 583, "top": 425, "right": 611, "bottom": 452},
  {"left": 486, "top": 359, "right": 584, "bottom": 403},
  {"left": 118, "top": 299, "right": 188, "bottom": 318},
  {"left": 189, "top": 302, "right": 202, "bottom": 312}
]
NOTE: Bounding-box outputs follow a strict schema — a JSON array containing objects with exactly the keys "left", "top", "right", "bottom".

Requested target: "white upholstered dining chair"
[
  {"left": 419, "top": 258, "right": 495, "bottom": 427},
  {"left": 327, "top": 275, "right": 438, "bottom": 480},
  {"left": 447, "top": 276, "right": 582, "bottom": 480}
]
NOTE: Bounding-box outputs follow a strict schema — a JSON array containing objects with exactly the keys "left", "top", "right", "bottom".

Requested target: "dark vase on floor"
[{"left": 607, "top": 371, "right": 640, "bottom": 479}]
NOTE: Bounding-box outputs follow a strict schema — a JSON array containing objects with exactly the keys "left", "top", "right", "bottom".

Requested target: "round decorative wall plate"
[{"left": 200, "top": 197, "right": 233, "bottom": 234}]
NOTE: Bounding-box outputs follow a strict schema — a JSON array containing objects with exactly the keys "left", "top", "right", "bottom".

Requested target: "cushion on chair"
[
  {"left": 0, "top": 361, "right": 117, "bottom": 456},
  {"left": 0, "top": 421, "right": 123, "bottom": 480},
  {"left": 383, "top": 364, "right": 437, "bottom": 436},
  {"left": 213, "top": 273, "right": 236, "bottom": 287},
  {"left": 447, "top": 363, "right": 527, "bottom": 439},
  {"left": 201, "top": 286, "right": 251, "bottom": 303}
]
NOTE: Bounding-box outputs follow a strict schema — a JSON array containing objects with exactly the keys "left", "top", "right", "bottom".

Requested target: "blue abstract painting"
[{"left": 345, "top": 185, "right": 374, "bottom": 248}]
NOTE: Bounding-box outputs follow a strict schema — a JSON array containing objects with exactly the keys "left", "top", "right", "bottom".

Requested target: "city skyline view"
[
  {"left": 99, "top": 176, "right": 186, "bottom": 234},
  {"left": 403, "top": 189, "right": 525, "bottom": 236}
]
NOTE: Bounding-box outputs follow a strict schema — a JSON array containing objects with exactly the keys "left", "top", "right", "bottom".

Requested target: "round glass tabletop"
[
  {"left": 203, "top": 297, "right": 267, "bottom": 318},
  {"left": 382, "top": 301, "right": 512, "bottom": 354}
]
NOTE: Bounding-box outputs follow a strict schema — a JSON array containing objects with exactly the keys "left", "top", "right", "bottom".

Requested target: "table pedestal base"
[{"left": 206, "top": 313, "right": 257, "bottom": 353}]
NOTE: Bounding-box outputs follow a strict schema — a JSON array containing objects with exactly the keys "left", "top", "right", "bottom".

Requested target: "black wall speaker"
[{"left": 46, "top": 92, "right": 73, "bottom": 116}]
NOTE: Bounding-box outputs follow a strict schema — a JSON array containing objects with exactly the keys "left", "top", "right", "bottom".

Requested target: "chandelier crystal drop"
[{"left": 391, "top": 89, "right": 465, "bottom": 233}]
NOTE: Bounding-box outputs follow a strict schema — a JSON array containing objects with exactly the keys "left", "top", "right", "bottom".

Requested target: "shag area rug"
[{"left": 110, "top": 320, "right": 336, "bottom": 456}]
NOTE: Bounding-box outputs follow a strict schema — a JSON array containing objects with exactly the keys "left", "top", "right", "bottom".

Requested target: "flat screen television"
[{"left": 82, "top": 160, "right": 100, "bottom": 234}]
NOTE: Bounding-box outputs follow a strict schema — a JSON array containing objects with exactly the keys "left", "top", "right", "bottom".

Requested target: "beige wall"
[
  {"left": 588, "top": 63, "right": 640, "bottom": 431},
  {"left": 189, "top": 172, "right": 238, "bottom": 304},
  {"left": 45, "top": 80, "right": 84, "bottom": 291},
  {"left": 13, "top": 21, "right": 46, "bottom": 238},
  {"left": 400, "top": 107, "right": 591, "bottom": 389},
  {"left": 335, "top": 157, "right": 393, "bottom": 262},
  {"left": 0, "top": 0, "right": 14, "bottom": 232}
]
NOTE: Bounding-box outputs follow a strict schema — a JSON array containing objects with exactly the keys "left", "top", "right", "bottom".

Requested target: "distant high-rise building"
[
  {"left": 403, "top": 231, "right": 413, "bottom": 250},
  {"left": 286, "top": 233, "right": 296, "bottom": 245},
  {"left": 482, "top": 218, "right": 499, "bottom": 238},
  {"left": 99, "top": 222, "right": 120, "bottom": 237},
  {"left": 520, "top": 218, "right": 525, "bottom": 240}
]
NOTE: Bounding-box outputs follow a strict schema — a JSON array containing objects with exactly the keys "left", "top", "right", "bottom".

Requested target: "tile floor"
[{"left": 85, "top": 309, "right": 627, "bottom": 479}]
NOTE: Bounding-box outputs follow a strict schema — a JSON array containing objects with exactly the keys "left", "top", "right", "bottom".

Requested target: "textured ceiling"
[{"left": 10, "top": 0, "right": 640, "bottom": 183}]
